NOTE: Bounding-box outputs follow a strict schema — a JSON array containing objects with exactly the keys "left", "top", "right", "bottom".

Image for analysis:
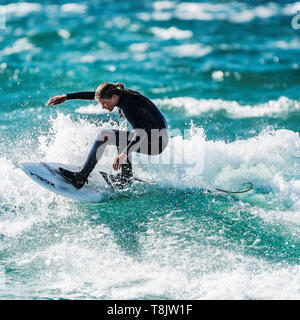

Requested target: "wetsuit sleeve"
[{"left": 66, "top": 92, "right": 95, "bottom": 100}]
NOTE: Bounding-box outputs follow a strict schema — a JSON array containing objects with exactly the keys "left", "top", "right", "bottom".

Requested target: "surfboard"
[{"left": 20, "top": 162, "right": 114, "bottom": 202}]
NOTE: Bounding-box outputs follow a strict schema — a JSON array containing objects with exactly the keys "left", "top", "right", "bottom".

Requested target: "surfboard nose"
[
  {"left": 20, "top": 161, "right": 111, "bottom": 202},
  {"left": 20, "top": 162, "right": 32, "bottom": 173}
]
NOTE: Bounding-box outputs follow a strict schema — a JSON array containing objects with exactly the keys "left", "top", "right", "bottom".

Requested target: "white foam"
[
  {"left": 0, "top": 37, "right": 34, "bottom": 56},
  {"left": 3, "top": 113, "right": 299, "bottom": 222},
  {"left": 153, "top": 1, "right": 176, "bottom": 11},
  {"left": 134, "top": 124, "right": 300, "bottom": 213},
  {"left": 33, "top": 113, "right": 300, "bottom": 213},
  {"left": 283, "top": 2, "right": 300, "bottom": 15},
  {"left": 58, "top": 29, "right": 70, "bottom": 39},
  {"left": 129, "top": 42, "right": 149, "bottom": 52},
  {"left": 272, "top": 38, "right": 300, "bottom": 50},
  {"left": 1, "top": 113, "right": 300, "bottom": 299},
  {"left": 152, "top": 11, "right": 172, "bottom": 21},
  {"left": 61, "top": 3, "right": 87, "bottom": 14},
  {"left": 174, "top": 2, "right": 281, "bottom": 23},
  {"left": 165, "top": 43, "right": 212, "bottom": 58},
  {"left": 37, "top": 112, "right": 124, "bottom": 171},
  {"left": 0, "top": 157, "right": 72, "bottom": 237},
  {"left": 20, "top": 226, "right": 300, "bottom": 299},
  {"left": 4, "top": 2, "right": 42, "bottom": 17},
  {"left": 212, "top": 70, "right": 224, "bottom": 81},
  {"left": 75, "top": 104, "right": 109, "bottom": 114},
  {"left": 151, "top": 26, "right": 193, "bottom": 40},
  {"left": 154, "top": 96, "right": 300, "bottom": 118},
  {"left": 80, "top": 55, "right": 97, "bottom": 63},
  {"left": 140, "top": 1, "right": 289, "bottom": 24},
  {"left": 175, "top": 2, "right": 226, "bottom": 21}
]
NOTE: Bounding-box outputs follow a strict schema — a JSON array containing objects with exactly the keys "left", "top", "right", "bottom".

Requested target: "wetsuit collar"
[{"left": 117, "top": 92, "right": 125, "bottom": 108}]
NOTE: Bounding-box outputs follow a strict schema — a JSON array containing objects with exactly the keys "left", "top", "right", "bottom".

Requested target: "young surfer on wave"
[{"left": 46, "top": 82, "right": 169, "bottom": 189}]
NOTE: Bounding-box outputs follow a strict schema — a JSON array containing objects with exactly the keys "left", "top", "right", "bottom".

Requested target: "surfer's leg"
[
  {"left": 79, "top": 131, "right": 110, "bottom": 178},
  {"left": 59, "top": 129, "right": 168, "bottom": 189},
  {"left": 113, "top": 130, "right": 134, "bottom": 184},
  {"left": 115, "top": 129, "right": 169, "bottom": 182},
  {"left": 112, "top": 129, "right": 169, "bottom": 186},
  {"left": 118, "top": 154, "right": 133, "bottom": 184},
  {"left": 59, "top": 129, "right": 117, "bottom": 188},
  {"left": 81, "top": 129, "right": 135, "bottom": 184},
  {"left": 134, "top": 129, "right": 169, "bottom": 156}
]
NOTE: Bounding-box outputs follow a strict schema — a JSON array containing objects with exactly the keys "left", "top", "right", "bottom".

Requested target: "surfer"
[{"left": 46, "top": 82, "right": 169, "bottom": 189}]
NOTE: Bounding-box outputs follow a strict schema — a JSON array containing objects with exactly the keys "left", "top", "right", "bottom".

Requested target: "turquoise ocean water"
[{"left": 0, "top": 0, "right": 299, "bottom": 299}]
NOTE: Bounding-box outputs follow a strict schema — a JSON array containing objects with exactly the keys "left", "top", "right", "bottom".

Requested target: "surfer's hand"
[
  {"left": 113, "top": 153, "right": 128, "bottom": 171},
  {"left": 45, "top": 94, "right": 67, "bottom": 106}
]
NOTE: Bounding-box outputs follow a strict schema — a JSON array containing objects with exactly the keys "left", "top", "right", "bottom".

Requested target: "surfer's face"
[{"left": 97, "top": 95, "right": 119, "bottom": 112}]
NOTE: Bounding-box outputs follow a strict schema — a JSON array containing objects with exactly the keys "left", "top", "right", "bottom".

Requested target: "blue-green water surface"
[{"left": 0, "top": 0, "right": 299, "bottom": 299}]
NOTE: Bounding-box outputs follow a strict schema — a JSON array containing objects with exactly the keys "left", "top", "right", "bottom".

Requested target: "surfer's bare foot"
[{"left": 58, "top": 167, "right": 87, "bottom": 189}]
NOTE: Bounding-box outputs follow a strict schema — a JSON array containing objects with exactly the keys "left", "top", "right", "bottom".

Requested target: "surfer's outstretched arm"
[
  {"left": 66, "top": 92, "right": 96, "bottom": 100},
  {"left": 46, "top": 92, "right": 96, "bottom": 106}
]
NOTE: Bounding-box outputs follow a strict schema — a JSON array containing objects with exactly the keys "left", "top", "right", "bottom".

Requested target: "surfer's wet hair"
[
  {"left": 95, "top": 82, "right": 145, "bottom": 101},
  {"left": 95, "top": 82, "right": 124, "bottom": 99}
]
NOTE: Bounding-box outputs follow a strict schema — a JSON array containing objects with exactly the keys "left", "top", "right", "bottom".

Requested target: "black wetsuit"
[
  {"left": 59, "top": 90, "right": 168, "bottom": 188},
  {"left": 66, "top": 91, "right": 168, "bottom": 154}
]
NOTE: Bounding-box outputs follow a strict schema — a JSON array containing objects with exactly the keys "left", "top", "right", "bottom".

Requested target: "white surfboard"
[{"left": 20, "top": 162, "right": 114, "bottom": 203}]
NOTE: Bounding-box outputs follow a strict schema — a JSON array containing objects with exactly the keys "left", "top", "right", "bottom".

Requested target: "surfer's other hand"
[
  {"left": 45, "top": 94, "right": 67, "bottom": 106},
  {"left": 113, "top": 153, "right": 128, "bottom": 171}
]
